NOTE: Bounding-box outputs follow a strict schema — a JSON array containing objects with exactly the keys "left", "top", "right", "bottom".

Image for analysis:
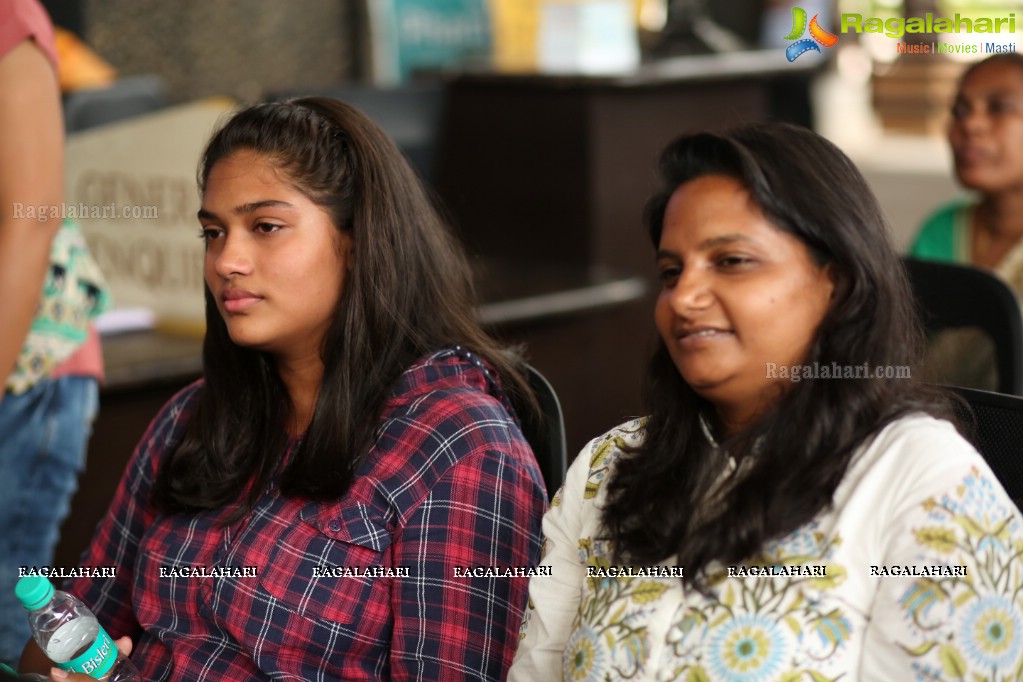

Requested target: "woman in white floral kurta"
[{"left": 509, "top": 124, "right": 1023, "bottom": 682}]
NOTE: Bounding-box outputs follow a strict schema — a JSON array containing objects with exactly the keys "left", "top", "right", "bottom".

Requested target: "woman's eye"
[
  {"left": 717, "top": 255, "right": 751, "bottom": 268},
  {"left": 199, "top": 227, "right": 223, "bottom": 241},
  {"left": 254, "top": 222, "right": 281, "bottom": 234},
  {"left": 658, "top": 266, "right": 681, "bottom": 285},
  {"left": 951, "top": 100, "right": 970, "bottom": 120},
  {"left": 988, "top": 98, "right": 1020, "bottom": 116}
]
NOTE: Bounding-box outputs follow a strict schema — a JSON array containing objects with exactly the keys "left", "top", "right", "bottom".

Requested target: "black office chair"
[
  {"left": 266, "top": 84, "right": 446, "bottom": 185},
  {"left": 903, "top": 257, "right": 1023, "bottom": 396},
  {"left": 63, "top": 75, "right": 168, "bottom": 133},
  {"left": 519, "top": 365, "right": 568, "bottom": 499},
  {"left": 950, "top": 386, "right": 1023, "bottom": 510}
]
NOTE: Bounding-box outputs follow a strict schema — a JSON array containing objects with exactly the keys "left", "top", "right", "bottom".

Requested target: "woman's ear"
[{"left": 823, "top": 263, "right": 837, "bottom": 300}]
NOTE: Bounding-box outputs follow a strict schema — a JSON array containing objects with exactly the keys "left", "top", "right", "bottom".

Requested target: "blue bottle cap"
[{"left": 14, "top": 575, "right": 55, "bottom": 611}]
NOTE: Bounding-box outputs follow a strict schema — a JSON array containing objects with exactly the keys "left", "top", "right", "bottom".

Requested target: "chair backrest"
[
  {"left": 950, "top": 386, "right": 1023, "bottom": 510},
  {"left": 266, "top": 84, "right": 446, "bottom": 185},
  {"left": 63, "top": 75, "right": 168, "bottom": 133},
  {"left": 903, "top": 257, "right": 1023, "bottom": 395},
  {"left": 520, "top": 364, "right": 568, "bottom": 499}
]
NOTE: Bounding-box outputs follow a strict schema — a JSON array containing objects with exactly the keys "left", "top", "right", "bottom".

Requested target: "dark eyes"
[
  {"left": 952, "top": 98, "right": 1022, "bottom": 120},
  {"left": 657, "top": 256, "right": 752, "bottom": 285},
  {"left": 717, "top": 255, "right": 751, "bottom": 268},
  {"left": 199, "top": 227, "right": 222, "bottom": 242},
  {"left": 951, "top": 99, "right": 968, "bottom": 120},
  {"left": 990, "top": 99, "right": 1020, "bottom": 115},
  {"left": 197, "top": 223, "right": 281, "bottom": 241},
  {"left": 658, "top": 266, "right": 681, "bottom": 285}
]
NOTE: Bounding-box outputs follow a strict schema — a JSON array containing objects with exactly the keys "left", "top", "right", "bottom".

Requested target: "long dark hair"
[
  {"left": 153, "top": 97, "right": 533, "bottom": 517},
  {"left": 601, "top": 123, "right": 951, "bottom": 583}
]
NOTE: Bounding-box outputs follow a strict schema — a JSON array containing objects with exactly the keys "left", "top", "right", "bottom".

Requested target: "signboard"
[{"left": 65, "top": 98, "right": 237, "bottom": 334}]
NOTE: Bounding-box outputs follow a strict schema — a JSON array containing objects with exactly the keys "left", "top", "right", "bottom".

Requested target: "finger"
[
  {"left": 113, "top": 636, "right": 133, "bottom": 657},
  {"left": 50, "top": 670, "right": 98, "bottom": 681}
]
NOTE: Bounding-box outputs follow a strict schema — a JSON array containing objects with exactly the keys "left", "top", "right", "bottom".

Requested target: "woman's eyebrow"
[
  {"left": 655, "top": 234, "right": 756, "bottom": 261},
  {"left": 197, "top": 199, "right": 297, "bottom": 221},
  {"left": 698, "top": 233, "right": 756, "bottom": 250}
]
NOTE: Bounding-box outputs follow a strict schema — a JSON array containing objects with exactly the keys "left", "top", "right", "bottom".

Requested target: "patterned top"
[
  {"left": 7, "top": 221, "right": 110, "bottom": 393},
  {"left": 508, "top": 415, "right": 1023, "bottom": 681},
  {"left": 65, "top": 348, "right": 547, "bottom": 681}
]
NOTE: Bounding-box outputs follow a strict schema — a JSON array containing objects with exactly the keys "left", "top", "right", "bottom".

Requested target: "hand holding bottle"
[
  {"left": 14, "top": 577, "right": 139, "bottom": 681},
  {"left": 45, "top": 638, "right": 132, "bottom": 682}
]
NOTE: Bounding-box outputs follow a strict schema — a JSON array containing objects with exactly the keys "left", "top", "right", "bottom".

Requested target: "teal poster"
[{"left": 369, "top": 0, "right": 492, "bottom": 83}]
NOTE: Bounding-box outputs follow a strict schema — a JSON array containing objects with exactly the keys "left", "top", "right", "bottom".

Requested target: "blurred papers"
[{"left": 95, "top": 307, "right": 156, "bottom": 336}]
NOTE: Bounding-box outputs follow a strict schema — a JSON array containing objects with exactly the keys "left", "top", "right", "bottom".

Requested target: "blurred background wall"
[{"left": 51, "top": 0, "right": 364, "bottom": 102}]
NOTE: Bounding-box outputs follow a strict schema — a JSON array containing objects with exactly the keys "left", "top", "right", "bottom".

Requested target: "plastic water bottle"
[{"left": 14, "top": 576, "right": 140, "bottom": 681}]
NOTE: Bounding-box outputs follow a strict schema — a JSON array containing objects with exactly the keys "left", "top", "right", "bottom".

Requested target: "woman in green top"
[{"left": 911, "top": 53, "right": 1023, "bottom": 389}]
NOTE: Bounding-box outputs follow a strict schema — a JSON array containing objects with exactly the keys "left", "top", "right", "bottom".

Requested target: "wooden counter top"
[{"left": 100, "top": 262, "right": 649, "bottom": 392}]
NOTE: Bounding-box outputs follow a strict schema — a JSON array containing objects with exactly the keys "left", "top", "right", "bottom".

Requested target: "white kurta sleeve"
[
  {"left": 860, "top": 420, "right": 1023, "bottom": 681},
  {"left": 507, "top": 435, "right": 597, "bottom": 681}
]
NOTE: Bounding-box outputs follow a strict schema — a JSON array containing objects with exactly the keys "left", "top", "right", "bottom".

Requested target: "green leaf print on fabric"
[{"left": 898, "top": 467, "right": 1023, "bottom": 680}]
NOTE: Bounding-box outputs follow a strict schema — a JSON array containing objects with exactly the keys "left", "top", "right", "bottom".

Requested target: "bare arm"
[{"left": 0, "top": 39, "right": 65, "bottom": 390}]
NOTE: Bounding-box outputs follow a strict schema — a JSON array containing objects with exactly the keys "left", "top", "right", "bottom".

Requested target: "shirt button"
[{"left": 327, "top": 520, "right": 342, "bottom": 532}]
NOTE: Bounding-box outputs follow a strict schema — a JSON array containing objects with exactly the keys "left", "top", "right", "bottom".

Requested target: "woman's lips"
[
  {"left": 222, "top": 290, "right": 263, "bottom": 313},
  {"left": 955, "top": 146, "right": 993, "bottom": 166},
  {"left": 677, "top": 328, "right": 734, "bottom": 350}
]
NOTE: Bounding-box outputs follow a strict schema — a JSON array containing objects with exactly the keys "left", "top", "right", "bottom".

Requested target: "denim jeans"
[{"left": 0, "top": 376, "right": 98, "bottom": 667}]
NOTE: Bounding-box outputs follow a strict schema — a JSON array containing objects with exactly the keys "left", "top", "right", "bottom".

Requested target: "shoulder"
[
  {"left": 156, "top": 378, "right": 204, "bottom": 422},
  {"left": 910, "top": 200, "right": 971, "bottom": 260},
  {"left": 0, "top": 0, "right": 58, "bottom": 68},
  {"left": 850, "top": 414, "right": 978, "bottom": 484},
  {"left": 869, "top": 413, "right": 978, "bottom": 472},
  {"left": 868, "top": 412, "right": 972, "bottom": 457},
  {"left": 139, "top": 379, "right": 204, "bottom": 458},
  {"left": 555, "top": 418, "right": 647, "bottom": 508},
  {"left": 840, "top": 413, "right": 1007, "bottom": 519},
  {"left": 383, "top": 347, "right": 518, "bottom": 426},
  {"left": 369, "top": 349, "right": 542, "bottom": 513}
]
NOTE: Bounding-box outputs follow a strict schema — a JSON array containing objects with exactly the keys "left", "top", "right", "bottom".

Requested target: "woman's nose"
[
  {"left": 211, "top": 232, "right": 253, "bottom": 278},
  {"left": 668, "top": 267, "right": 712, "bottom": 313},
  {"left": 956, "top": 104, "right": 988, "bottom": 135}
]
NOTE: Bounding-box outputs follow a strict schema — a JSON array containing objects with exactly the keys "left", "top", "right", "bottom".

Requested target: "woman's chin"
[{"left": 226, "top": 330, "right": 268, "bottom": 351}]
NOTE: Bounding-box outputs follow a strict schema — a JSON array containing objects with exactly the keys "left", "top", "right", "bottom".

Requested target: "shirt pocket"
[{"left": 257, "top": 501, "right": 395, "bottom": 625}]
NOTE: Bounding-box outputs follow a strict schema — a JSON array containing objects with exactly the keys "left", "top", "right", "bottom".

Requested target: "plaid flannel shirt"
[{"left": 65, "top": 348, "right": 546, "bottom": 680}]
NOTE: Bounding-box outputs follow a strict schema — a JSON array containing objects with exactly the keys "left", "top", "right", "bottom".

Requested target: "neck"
[
  {"left": 977, "top": 191, "right": 1023, "bottom": 239},
  {"left": 712, "top": 403, "right": 758, "bottom": 439},
  {"left": 275, "top": 353, "right": 324, "bottom": 436}
]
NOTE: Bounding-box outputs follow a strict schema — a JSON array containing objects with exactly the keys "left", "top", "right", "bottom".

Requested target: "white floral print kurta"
[{"left": 508, "top": 415, "right": 1023, "bottom": 681}]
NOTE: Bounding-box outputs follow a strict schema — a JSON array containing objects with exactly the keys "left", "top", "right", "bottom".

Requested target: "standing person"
[
  {"left": 19, "top": 98, "right": 546, "bottom": 681},
  {"left": 910, "top": 53, "right": 1023, "bottom": 389},
  {"left": 509, "top": 123, "right": 1023, "bottom": 680},
  {"left": 0, "top": 0, "right": 108, "bottom": 667}
]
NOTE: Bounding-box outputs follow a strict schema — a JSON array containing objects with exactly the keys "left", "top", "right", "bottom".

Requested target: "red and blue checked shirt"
[{"left": 65, "top": 348, "right": 547, "bottom": 681}]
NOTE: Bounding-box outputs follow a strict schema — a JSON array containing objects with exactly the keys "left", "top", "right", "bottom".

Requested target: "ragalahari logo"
[{"left": 785, "top": 7, "right": 839, "bottom": 62}]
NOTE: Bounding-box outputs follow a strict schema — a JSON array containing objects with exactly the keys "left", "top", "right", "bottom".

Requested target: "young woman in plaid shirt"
[{"left": 20, "top": 98, "right": 546, "bottom": 681}]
